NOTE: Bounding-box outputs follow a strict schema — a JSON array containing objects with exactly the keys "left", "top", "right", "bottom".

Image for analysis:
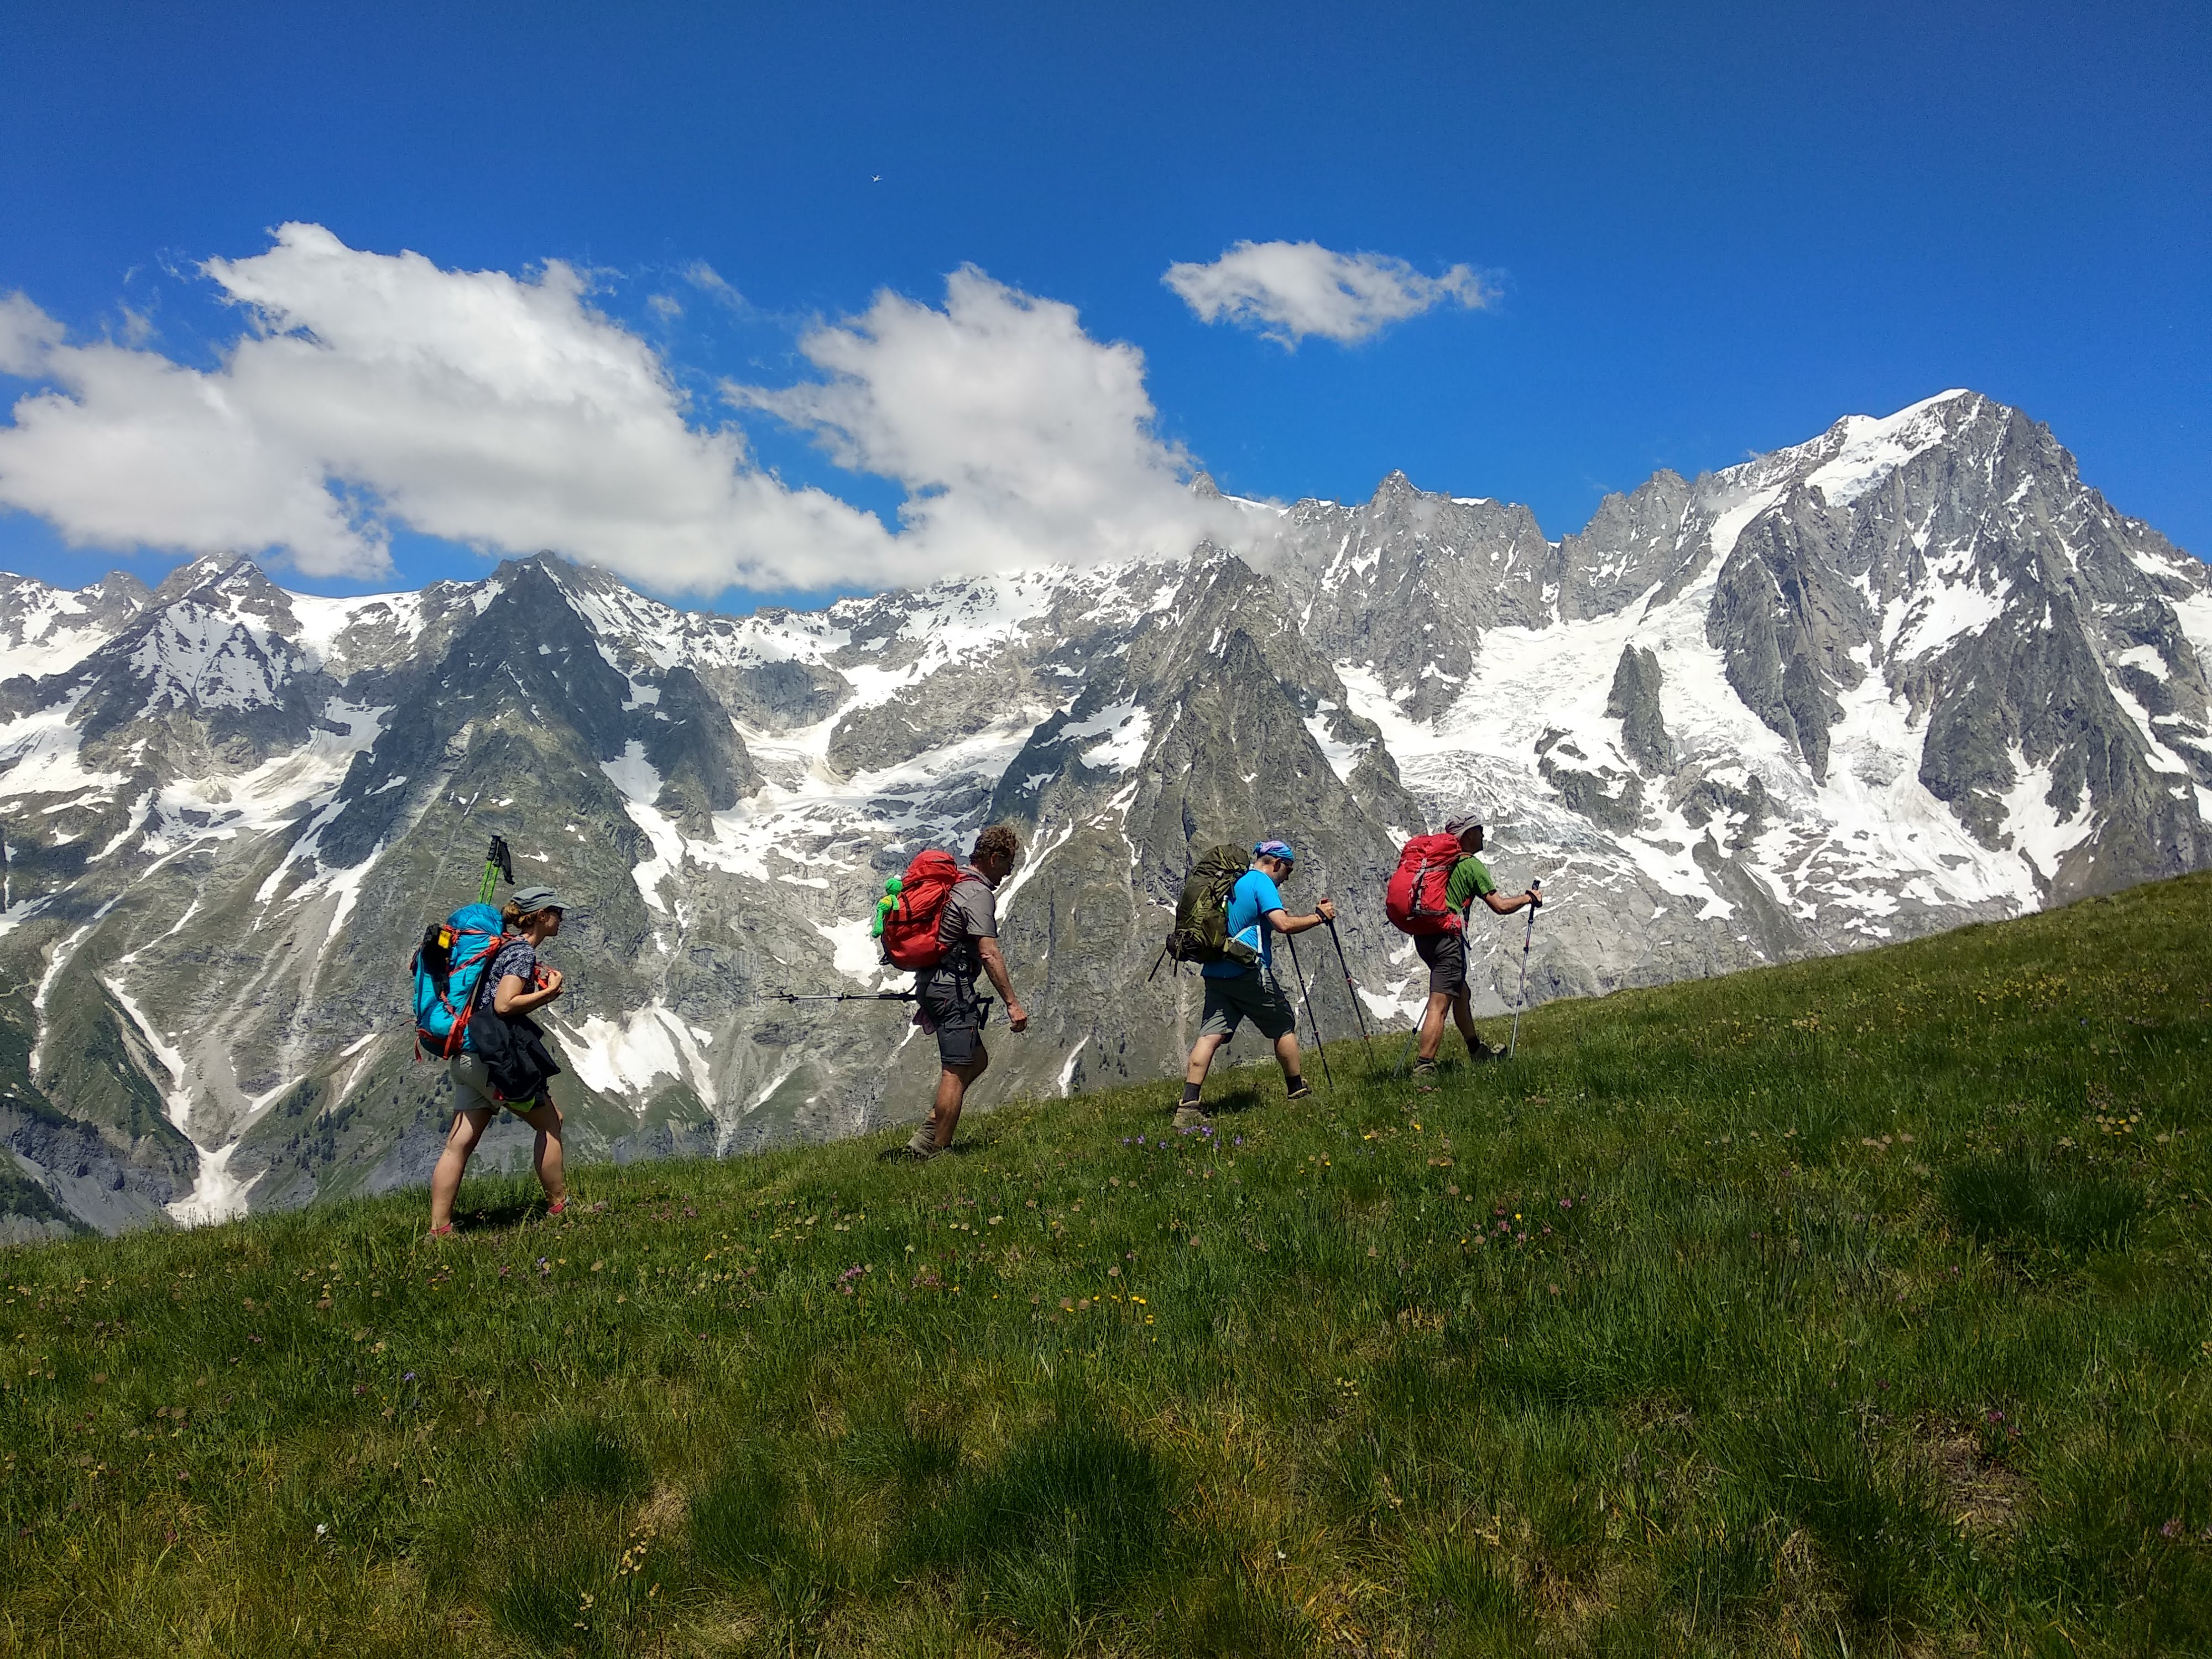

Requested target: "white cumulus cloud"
[
  {"left": 1164, "top": 239, "right": 1491, "bottom": 347},
  {"left": 0, "top": 226, "right": 1239, "bottom": 593},
  {"left": 731, "top": 265, "right": 1243, "bottom": 575}
]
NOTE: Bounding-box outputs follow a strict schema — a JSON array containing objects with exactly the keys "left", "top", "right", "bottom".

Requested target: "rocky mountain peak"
[{"left": 148, "top": 551, "right": 256, "bottom": 605}]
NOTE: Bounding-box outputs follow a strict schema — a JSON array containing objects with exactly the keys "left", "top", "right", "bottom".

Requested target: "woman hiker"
[{"left": 428, "top": 886, "right": 571, "bottom": 1234}]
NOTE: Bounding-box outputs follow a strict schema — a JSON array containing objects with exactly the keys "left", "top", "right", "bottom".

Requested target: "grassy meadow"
[{"left": 4, "top": 874, "right": 2211, "bottom": 1656}]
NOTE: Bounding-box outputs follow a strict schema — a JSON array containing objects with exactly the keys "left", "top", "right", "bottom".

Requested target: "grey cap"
[
  {"left": 1444, "top": 814, "right": 1484, "bottom": 839},
  {"left": 509, "top": 886, "right": 565, "bottom": 913}
]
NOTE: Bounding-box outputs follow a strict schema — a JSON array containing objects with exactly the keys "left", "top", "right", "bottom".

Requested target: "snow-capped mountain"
[{"left": 2, "top": 390, "right": 2206, "bottom": 1238}]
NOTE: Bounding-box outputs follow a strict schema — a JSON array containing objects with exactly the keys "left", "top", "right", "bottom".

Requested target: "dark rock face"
[
  {"left": 1, "top": 390, "right": 2206, "bottom": 1236},
  {"left": 641, "top": 666, "right": 761, "bottom": 828},
  {"left": 1706, "top": 509, "right": 1867, "bottom": 781},
  {"left": 1605, "top": 646, "right": 1672, "bottom": 774}
]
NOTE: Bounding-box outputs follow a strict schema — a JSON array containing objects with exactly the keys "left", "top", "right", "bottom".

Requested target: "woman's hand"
[{"left": 496, "top": 967, "right": 566, "bottom": 1016}]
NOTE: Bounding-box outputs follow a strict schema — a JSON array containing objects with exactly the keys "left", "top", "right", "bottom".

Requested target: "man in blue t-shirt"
[{"left": 1177, "top": 839, "right": 1337, "bottom": 1126}]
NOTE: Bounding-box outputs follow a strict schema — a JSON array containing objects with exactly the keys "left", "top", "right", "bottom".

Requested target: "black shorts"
[
  {"left": 920, "top": 972, "right": 987, "bottom": 1067},
  {"left": 1414, "top": 927, "right": 1468, "bottom": 996}
]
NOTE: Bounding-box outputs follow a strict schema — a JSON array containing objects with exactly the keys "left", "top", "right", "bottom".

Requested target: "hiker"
[
  {"left": 1411, "top": 816, "right": 1541, "bottom": 1078},
  {"left": 1176, "top": 839, "right": 1335, "bottom": 1127},
  {"left": 429, "top": 886, "right": 571, "bottom": 1233},
  {"left": 906, "top": 825, "right": 1029, "bottom": 1159}
]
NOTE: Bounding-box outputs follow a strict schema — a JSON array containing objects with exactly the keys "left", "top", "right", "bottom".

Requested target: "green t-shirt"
[{"left": 1447, "top": 855, "right": 1497, "bottom": 914}]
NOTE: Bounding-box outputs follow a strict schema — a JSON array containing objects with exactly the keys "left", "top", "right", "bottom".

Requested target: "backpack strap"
[{"left": 940, "top": 872, "right": 994, "bottom": 978}]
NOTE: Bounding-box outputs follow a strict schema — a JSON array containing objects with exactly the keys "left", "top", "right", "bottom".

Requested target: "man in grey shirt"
[{"left": 909, "top": 823, "right": 1029, "bottom": 1158}]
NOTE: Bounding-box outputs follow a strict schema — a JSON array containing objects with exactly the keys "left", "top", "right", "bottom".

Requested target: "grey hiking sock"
[{"left": 1180, "top": 1081, "right": 1203, "bottom": 1107}]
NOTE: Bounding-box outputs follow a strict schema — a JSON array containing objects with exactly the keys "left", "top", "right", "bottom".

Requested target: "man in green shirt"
[{"left": 1413, "top": 815, "right": 1541, "bottom": 1079}]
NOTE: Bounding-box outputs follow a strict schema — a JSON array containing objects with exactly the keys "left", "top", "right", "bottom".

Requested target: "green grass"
[{"left": 6, "top": 874, "right": 2212, "bottom": 1656}]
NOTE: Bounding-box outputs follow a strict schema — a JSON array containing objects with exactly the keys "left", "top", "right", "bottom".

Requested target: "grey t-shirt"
[
  {"left": 479, "top": 939, "right": 541, "bottom": 1011},
  {"left": 936, "top": 867, "right": 999, "bottom": 975}
]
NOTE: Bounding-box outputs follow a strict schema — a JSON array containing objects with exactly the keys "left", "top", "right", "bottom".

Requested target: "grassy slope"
[{"left": 3, "top": 876, "right": 2210, "bottom": 1657}]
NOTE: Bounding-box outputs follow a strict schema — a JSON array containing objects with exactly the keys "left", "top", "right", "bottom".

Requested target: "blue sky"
[{"left": 0, "top": 0, "right": 2204, "bottom": 608}]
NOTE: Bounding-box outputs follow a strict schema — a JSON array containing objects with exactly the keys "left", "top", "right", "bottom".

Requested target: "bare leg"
[
  {"left": 1272, "top": 1030, "right": 1303, "bottom": 1081},
  {"left": 1416, "top": 990, "right": 1454, "bottom": 1062},
  {"left": 517, "top": 1099, "right": 567, "bottom": 1206},
  {"left": 930, "top": 1047, "right": 987, "bottom": 1149},
  {"left": 1183, "top": 1032, "right": 1227, "bottom": 1087},
  {"left": 429, "top": 1107, "right": 495, "bottom": 1230},
  {"left": 1449, "top": 991, "right": 1486, "bottom": 1057}
]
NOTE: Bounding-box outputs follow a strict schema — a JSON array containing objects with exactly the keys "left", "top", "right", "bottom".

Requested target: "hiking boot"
[
  {"left": 905, "top": 1128, "right": 942, "bottom": 1160},
  {"left": 1284, "top": 1082, "right": 1313, "bottom": 1103},
  {"left": 1469, "top": 1039, "right": 1502, "bottom": 1062},
  {"left": 1172, "top": 1105, "right": 1209, "bottom": 1130},
  {"left": 1411, "top": 1058, "right": 1438, "bottom": 1081}
]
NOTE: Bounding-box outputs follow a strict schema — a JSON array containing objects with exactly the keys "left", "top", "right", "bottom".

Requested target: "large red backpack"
[
  {"left": 878, "top": 849, "right": 964, "bottom": 971},
  {"left": 1385, "top": 833, "right": 1465, "bottom": 935}
]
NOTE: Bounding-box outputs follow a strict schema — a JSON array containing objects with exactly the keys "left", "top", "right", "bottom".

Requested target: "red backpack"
[
  {"left": 1385, "top": 834, "right": 1465, "bottom": 935},
  {"left": 878, "top": 849, "right": 964, "bottom": 970}
]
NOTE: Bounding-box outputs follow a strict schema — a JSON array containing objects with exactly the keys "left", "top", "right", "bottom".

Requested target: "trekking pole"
[
  {"left": 759, "top": 989, "right": 920, "bottom": 1005},
  {"left": 1394, "top": 1022, "right": 1420, "bottom": 1078},
  {"left": 1281, "top": 931, "right": 1334, "bottom": 1093},
  {"left": 476, "top": 834, "right": 514, "bottom": 906},
  {"left": 1321, "top": 917, "right": 1375, "bottom": 1062},
  {"left": 1507, "top": 880, "right": 1542, "bottom": 1059}
]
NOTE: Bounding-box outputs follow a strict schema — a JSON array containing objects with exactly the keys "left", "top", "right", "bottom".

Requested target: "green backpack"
[{"left": 1165, "top": 844, "right": 1262, "bottom": 966}]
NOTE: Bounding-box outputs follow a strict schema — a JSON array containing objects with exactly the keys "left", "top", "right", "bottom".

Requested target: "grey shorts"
[
  {"left": 1198, "top": 969, "right": 1296, "bottom": 1042},
  {"left": 1415, "top": 927, "right": 1469, "bottom": 996},
  {"left": 447, "top": 1052, "right": 545, "bottom": 1117},
  {"left": 919, "top": 972, "right": 987, "bottom": 1068}
]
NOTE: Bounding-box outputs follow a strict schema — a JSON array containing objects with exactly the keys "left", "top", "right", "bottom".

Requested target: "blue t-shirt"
[{"left": 1202, "top": 869, "right": 1285, "bottom": 979}]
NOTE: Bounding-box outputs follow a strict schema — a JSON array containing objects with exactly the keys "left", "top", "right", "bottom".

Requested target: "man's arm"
[
  {"left": 974, "top": 937, "right": 1027, "bottom": 1031},
  {"left": 1479, "top": 888, "right": 1540, "bottom": 916},
  {"left": 1263, "top": 897, "right": 1338, "bottom": 936}
]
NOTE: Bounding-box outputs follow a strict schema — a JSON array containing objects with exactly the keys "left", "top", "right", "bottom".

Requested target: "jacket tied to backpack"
[{"left": 467, "top": 999, "right": 561, "bottom": 1104}]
